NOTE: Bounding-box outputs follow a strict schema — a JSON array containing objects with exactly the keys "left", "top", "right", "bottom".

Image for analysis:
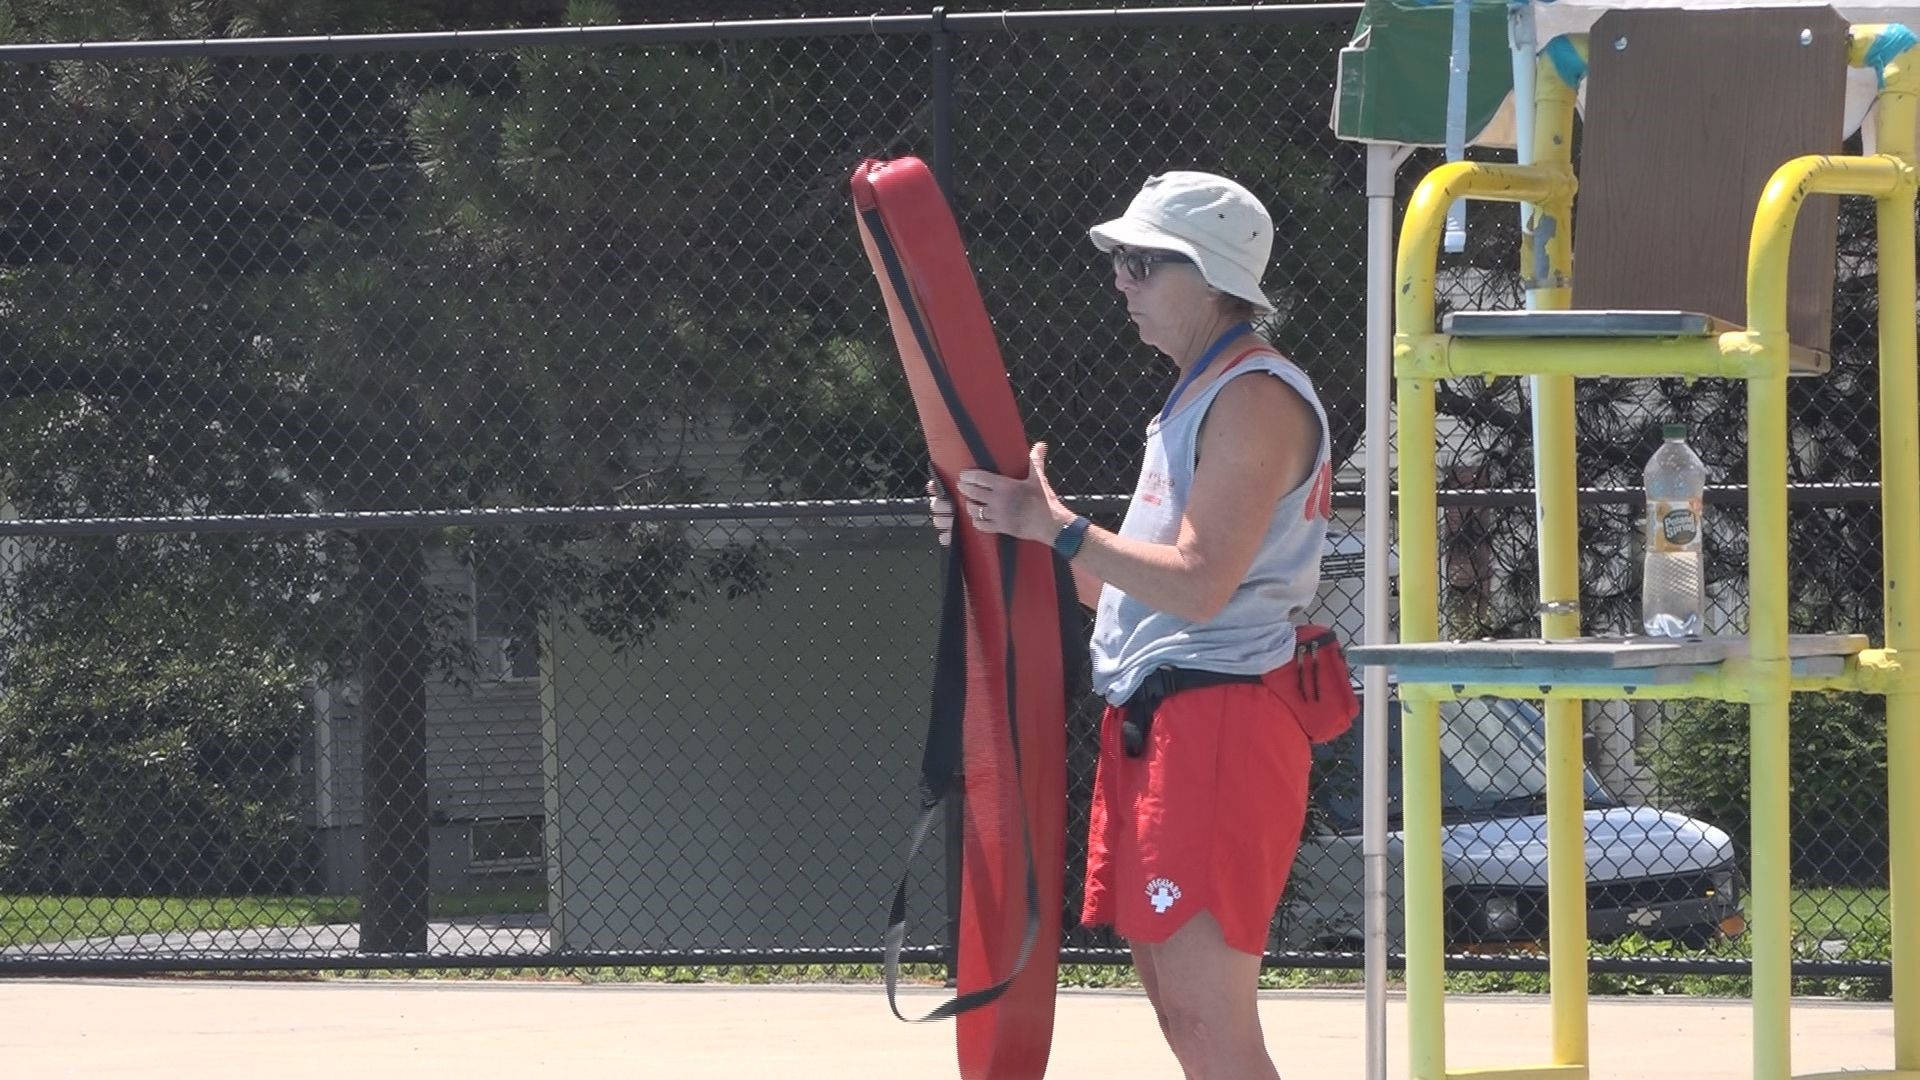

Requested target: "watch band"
[{"left": 1052, "top": 514, "right": 1091, "bottom": 560}]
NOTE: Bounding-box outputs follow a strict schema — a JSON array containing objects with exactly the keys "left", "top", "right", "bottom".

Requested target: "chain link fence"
[{"left": 0, "top": 5, "right": 1894, "bottom": 990}]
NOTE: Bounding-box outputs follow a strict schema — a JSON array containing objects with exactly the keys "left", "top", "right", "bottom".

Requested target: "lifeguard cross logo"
[{"left": 1145, "top": 877, "right": 1182, "bottom": 915}]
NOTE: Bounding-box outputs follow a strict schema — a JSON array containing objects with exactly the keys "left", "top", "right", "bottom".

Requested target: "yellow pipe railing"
[
  {"left": 1854, "top": 26, "right": 1920, "bottom": 1074},
  {"left": 1396, "top": 376, "right": 1446, "bottom": 1080},
  {"left": 1738, "top": 35, "right": 1918, "bottom": 1072},
  {"left": 1746, "top": 155, "right": 1905, "bottom": 337},
  {"left": 1389, "top": 21, "right": 1920, "bottom": 1080},
  {"left": 1395, "top": 52, "right": 1584, "bottom": 1080},
  {"left": 1394, "top": 162, "right": 1573, "bottom": 336},
  {"left": 1525, "top": 57, "right": 1588, "bottom": 1073},
  {"left": 1397, "top": 334, "right": 1763, "bottom": 381}
]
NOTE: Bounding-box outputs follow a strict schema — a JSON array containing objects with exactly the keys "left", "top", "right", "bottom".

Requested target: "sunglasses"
[{"left": 1110, "top": 245, "right": 1191, "bottom": 282}]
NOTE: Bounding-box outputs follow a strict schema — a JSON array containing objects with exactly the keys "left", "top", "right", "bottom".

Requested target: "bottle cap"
[{"left": 1662, "top": 423, "right": 1688, "bottom": 440}]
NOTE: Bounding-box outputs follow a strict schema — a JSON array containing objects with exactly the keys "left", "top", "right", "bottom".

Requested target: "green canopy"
[{"left": 1333, "top": 0, "right": 1520, "bottom": 146}]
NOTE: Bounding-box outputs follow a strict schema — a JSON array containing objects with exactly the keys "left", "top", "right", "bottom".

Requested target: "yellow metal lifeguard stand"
[{"left": 1349, "top": 8, "right": 1920, "bottom": 1079}]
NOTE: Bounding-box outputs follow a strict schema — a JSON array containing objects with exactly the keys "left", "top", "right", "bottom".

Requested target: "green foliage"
[
  {"left": 1649, "top": 693, "right": 1888, "bottom": 887},
  {"left": 0, "top": 8, "right": 899, "bottom": 900},
  {"left": 951, "top": 21, "right": 1368, "bottom": 497},
  {"left": 0, "top": 577, "right": 316, "bottom": 894},
  {"left": 1439, "top": 927, "right": 1889, "bottom": 1000}
]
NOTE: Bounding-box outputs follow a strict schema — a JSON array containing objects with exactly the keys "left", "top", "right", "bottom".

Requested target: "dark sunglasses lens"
[{"left": 1113, "top": 249, "right": 1148, "bottom": 280}]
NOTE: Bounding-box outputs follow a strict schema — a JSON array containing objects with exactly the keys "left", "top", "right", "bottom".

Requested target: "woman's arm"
[
  {"left": 1070, "top": 561, "right": 1104, "bottom": 610},
  {"left": 958, "top": 373, "right": 1320, "bottom": 623}
]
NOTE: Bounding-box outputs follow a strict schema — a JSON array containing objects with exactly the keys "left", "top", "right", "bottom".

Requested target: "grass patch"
[
  {"left": 1, "top": 895, "right": 358, "bottom": 947},
  {"left": 1, "top": 885, "right": 544, "bottom": 947},
  {"left": 1792, "top": 886, "right": 1890, "bottom": 944},
  {"left": 429, "top": 886, "right": 546, "bottom": 919}
]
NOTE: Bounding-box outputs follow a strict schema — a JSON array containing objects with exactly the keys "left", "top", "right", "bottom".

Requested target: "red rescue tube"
[{"left": 852, "top": 156, "right": 1067, "bottom": 1080}]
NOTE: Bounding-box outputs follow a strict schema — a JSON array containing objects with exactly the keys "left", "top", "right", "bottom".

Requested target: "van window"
[{"left": 1310, "top": 698, "right": 1617, "bottom": 833}]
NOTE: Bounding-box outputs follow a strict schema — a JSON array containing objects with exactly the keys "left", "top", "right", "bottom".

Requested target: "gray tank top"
[{"left": 1089, "top": 349, "right": 1332, "bottom": 705}]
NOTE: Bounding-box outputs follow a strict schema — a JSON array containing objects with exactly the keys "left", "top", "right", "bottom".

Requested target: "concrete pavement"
[{"left": 0, "top": 978, "right": 1900, "bottom": 1078}]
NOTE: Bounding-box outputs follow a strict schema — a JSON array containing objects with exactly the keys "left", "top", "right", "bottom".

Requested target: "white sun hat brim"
[{"left": 1088, "top": 214, "right": 1276, "bottom": 316}]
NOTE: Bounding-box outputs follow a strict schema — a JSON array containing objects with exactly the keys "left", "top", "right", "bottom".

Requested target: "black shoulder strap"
[{"left": 884, "top": 535, "right": 1039, "bottom": 1021}]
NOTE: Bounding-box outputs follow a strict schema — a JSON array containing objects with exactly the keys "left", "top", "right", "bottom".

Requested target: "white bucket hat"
[{"left": 1088, "top": 171, "right": 1275, "bottom": 315}]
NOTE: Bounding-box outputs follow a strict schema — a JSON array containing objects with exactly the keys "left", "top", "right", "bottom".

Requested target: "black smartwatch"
[{"left": 1052, "top": 514, "right": 1092, "bottom": 560}]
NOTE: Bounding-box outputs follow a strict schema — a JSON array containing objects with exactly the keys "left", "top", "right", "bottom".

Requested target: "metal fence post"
[
  {"left": 930, "top": 5, "right": 955, "bottom": 195},
  {"left": 928, "top": 2, "right": 964, "bottom": 989}
]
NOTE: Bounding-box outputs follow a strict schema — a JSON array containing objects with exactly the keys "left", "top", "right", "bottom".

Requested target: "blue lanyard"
[{"left": 1158, "top": 321, "right": 1252, "bottom": 425}]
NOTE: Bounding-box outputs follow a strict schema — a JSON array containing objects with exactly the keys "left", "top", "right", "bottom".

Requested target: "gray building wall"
[
  {"left": 544, "top": 523, "right": 942, "bottom": 952},
  {"left": 305, "top": 410, "right": 769, "bottom": 899},
  {"left": 309, "top": 551, "right": 546, "bottom": 894}
]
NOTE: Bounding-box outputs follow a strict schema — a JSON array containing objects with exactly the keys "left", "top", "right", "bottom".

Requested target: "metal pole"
[
  {"left": 929, "top": 4, "right": 964, "bottom": 988},
  {"left": 1361, "top": 139, "right": 1403, "bottom": 1080},
  {"left": 930, "top": 6, "right": 955, "bottom": 196}
]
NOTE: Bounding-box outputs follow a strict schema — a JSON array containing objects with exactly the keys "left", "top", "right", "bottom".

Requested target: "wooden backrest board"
[{"left": 1574, "top": 6, "right": 1850, "bottom": 353}]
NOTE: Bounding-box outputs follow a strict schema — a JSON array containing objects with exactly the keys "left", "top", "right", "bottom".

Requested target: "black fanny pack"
[
  {"left": 1120, "top": 666, "right": 1264, "bottom": 757},
  {"left": 1117, "top": 626, "right": 1361, "bottom": 757}
]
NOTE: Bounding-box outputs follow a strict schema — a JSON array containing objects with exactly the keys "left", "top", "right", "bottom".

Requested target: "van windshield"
[{"left": 1309, "top": 697, "right": 1618, "bottom": 833}]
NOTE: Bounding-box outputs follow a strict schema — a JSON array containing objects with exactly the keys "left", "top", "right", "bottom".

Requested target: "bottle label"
[{"left": 1650, "top": 498, "right": 1702, "bottom": 551}]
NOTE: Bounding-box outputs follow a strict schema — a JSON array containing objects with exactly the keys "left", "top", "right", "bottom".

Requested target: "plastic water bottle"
[{"left": 1642, "top": 424, "right": 1706, "bottom": 637}]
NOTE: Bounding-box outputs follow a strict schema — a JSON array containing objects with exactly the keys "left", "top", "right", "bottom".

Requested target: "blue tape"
[
  {"left": 1543, "top": 33, "right": 1585, "bottom": 88},
  {"left": 1866, "top": 23, "right": 1917, "bottom": 88}
]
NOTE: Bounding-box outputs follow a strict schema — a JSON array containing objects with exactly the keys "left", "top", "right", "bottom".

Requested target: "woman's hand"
[
  {"left": 926, "top": 478, "right": 955, "bottom": 547},
  {"left": 955, "top": 442, "right": 1071, "bottom": 545}
]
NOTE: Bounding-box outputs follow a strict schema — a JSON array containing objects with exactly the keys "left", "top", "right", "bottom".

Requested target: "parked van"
[
  {"left": 1284, "top": 530, "right": 1744, "bottom": 950},
  {"left": 1278, "top": 695, "right": 1743, "bottom": 951}
]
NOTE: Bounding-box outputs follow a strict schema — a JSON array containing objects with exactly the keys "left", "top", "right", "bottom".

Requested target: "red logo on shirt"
[
  {"left": 1138, "top": 468, "right": 1171, "bottom": 507},
  {"left": 1304, "top": 462, "right": 1332, "bottom": 521}
]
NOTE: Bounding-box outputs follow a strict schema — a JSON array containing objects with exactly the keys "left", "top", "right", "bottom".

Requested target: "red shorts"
[{"left": 1080, "top": 674, "right": 1312, "bottom": 955}]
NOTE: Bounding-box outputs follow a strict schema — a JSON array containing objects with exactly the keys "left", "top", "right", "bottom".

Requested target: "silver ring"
[{"left": 974, "top": 506, "right": 987, "bottom": 522}]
